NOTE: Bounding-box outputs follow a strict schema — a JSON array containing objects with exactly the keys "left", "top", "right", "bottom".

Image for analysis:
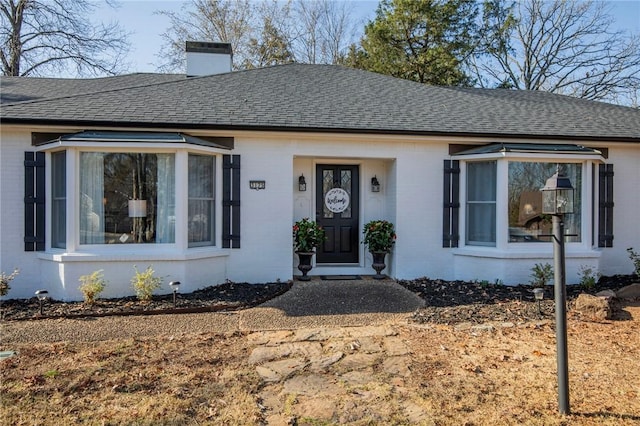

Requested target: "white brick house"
[{"left": 1, "top": 44, "right": 639, "bottom": 300}]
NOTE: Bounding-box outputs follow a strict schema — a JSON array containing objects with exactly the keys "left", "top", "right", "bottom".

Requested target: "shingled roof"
[{"left": 2, "top": 64, "right": 639, "bottom": 142}]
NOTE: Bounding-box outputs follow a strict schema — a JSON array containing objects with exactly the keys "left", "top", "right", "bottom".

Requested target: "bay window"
[
  {"left": 455, "top": 143, "right": 603, "bottom": 249},
  {"left": 49, "top": 147, "right": 220, "bottom": 250},
  {"left": 33, "top": 131, "right": 233, "bottom": 255}
]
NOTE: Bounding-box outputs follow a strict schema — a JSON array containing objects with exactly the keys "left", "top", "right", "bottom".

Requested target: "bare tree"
[
  {"left": 0, "top": 0, "right": 130, "bottom": 76},
  {"left": 244, "top": 1, "right": 295, "bottom": 69},
  {"left": 156, "top": 0, "right": 256, "bottom": 72},
  {"left": 291, "top": 0, "right": 357, "bottom": 64},
  {"left": 477, "top": 0, "right": 640, "bottom": 104},
  {"left": 156, "top": 0, "right": 359, "bottom": 71}
]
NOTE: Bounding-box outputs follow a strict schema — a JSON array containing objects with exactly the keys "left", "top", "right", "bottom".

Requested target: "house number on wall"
[{"left": 325, "top": 188, "right": 350, "bottom": 213}]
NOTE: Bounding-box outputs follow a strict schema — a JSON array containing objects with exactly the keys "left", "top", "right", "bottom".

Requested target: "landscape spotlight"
[
  {"left": 533, "top": 287, "right": 544, "bottom": 317},
  {"left": 169, "top": 281, "right": 181, "bottom": 307},
  {"left": 35, "top": 289, "right": 48, "bottom": 315}
]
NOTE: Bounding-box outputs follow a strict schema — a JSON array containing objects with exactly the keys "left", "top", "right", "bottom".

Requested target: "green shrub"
[
  {"left": 627, "top": 248, "right": 640, "bottom": 276},
  {"left": 78, "top": 270, "right": 107, "bottom": 305},
  {"left": 530, "top": 263, "right": 553, "bottom": 288},
  {"left": 578, "top": 265, "right": 600, "bottom": 290},
  {"left": 0, "top": 268, "right": 19, "bottom": 297},
  {"left": 131, "top": 265, "right": 162, "bottom": 301}
]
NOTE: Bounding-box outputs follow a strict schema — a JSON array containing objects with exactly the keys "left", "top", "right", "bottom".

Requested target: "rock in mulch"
[
  {"left": 573, "top": 293, "right": 613, "bottom": 321},
  {"left": 616, "top": 283, "right": 640, "bottom": 300},
  {"left": 595, "top": 289, "right": 617, "bottom": 298}
]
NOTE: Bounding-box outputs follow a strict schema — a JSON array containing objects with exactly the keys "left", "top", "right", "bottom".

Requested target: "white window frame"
[
  {"left": 50, "top": 149, "right": 67, "bottom": 249},
  {"left": 465, "top": 160, "right": 497, "bottom": 247},
  {"left": 455, "top": 150, "right": 603, "bottom": 256},
  {"left": 188, "top": 153, "right": 216, "bottom": 248},
  {"left": 40, "top": 140, "right": 227, "bottom": 260}
]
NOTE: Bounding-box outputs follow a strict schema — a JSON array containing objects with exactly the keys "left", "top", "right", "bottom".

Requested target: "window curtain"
[
  {"left": 80, "top": 152, "right": 105, "bottom": 244},
  {"left": 563, "top": 164, "right": 582, "bottom": 243},
  {"left": 156, "top": 154, "right": 175, "bottom": 243}
]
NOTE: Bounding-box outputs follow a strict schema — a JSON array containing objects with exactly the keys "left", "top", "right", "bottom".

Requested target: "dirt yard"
[{"left": 1, "top": 302, "right": 638, "bottom": 425}]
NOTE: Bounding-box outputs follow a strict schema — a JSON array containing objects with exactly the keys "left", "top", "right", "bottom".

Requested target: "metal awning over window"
[
  {"left": 453, "top": 143, "right": 601, "bottom": 156},
  {"left": 33, "top": 130, "right": 234, "bottom": 150}
]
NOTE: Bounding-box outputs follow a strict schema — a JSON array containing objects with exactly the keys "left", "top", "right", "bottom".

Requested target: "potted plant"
[
  {"left": 293, "top": 218, "right": 326, "bottom": 281},
  {"left": 362, "top": 220, "right": 396, "bottom": 279}
]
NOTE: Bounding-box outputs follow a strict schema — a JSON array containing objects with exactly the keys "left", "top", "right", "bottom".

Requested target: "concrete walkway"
[
  {"left": 261, "top": 277, "right": 425, "bottom": 316},
  {"left": 238, "top": 277, "right": 425, "bottom": 331}
]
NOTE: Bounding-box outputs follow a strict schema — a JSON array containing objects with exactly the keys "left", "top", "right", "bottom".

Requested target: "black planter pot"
[
  {"left": 371, "top": 251, "right": 388, "bottom": 279},
  {"left": 296, "top": 252, "right": 315, "bottom": 281}
]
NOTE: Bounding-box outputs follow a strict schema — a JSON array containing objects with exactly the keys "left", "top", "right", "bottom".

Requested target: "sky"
[{"left": 98, "top": 0, "right": 640, "bottom": 74}]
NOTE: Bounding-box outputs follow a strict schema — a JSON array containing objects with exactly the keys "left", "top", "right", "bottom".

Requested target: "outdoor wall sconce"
[
  {"left": 128, "top": 199, "right": 147, "bottom": 217},
  {"left": 35, "top": 289, "right": 48, "bottom": 315},
  {"left": 541, "top": 166, "right": 574, "bottom": 415},
  {"left": 298, "top": 174, "right": 307, "bottom": 192},
  {"left": 371, "top": 175, "right": 380, "bottom": 192},
  {"left": 169, "top": 281, "right": 181, "bottom": 307}
]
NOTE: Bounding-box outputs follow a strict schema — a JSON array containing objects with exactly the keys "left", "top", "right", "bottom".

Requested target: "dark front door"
[{"left": 316, "top": 164, "right": 359, "bottom": 263}]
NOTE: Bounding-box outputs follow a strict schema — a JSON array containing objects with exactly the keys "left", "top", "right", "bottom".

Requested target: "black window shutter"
[
  {"left": 222, "top": 155, "right": 241, "bottom": 248},
  {"left": 443, "top": 159, "right": 460, "bottom": 248},
  {"left": 24, "top": 152, "right": 46, "bottom": 251},
  {"left": 598, "top": 164, "right": 614, "bottom": 248}
]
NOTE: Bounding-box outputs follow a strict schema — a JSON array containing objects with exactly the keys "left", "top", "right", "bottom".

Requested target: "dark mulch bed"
[
  {"left": 398, "top": 274, "right": 638, "bottom": 325},
  {"left": 0, "top": 281, "right": 292, "bottom": 321},
  {"left": 1, "top": 275, "right": 637, "bottom": 324}
]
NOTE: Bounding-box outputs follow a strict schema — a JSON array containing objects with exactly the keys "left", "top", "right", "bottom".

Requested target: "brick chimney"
[{"left": 185, "top": 41, "right": 233, "bottom": 77}]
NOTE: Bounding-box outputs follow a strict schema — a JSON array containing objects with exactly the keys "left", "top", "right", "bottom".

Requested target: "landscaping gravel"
[{"left": 1, "top": 274, "right": 636, "bottom": 344}]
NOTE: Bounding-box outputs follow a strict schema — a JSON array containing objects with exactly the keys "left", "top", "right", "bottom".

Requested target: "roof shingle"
[{"left": 1, "top": 64, "right": 638, "bottom": 142}]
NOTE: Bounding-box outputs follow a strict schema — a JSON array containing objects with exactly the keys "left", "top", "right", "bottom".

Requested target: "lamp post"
[
  {"left": 541, "top": 168, "right": 574, "bottom": 415},
  {"left": 35, "top": 290, "right": 48, "bottom": 315},
  {"left": 169, "top": 281, "right": 181, "bottom": 308}
]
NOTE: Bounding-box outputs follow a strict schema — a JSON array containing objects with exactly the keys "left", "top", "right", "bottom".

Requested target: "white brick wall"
[
  {"left": 2, "top": 126, "right": 638, "bottom": 299},
  {"left": 0, "top": 129, "right": 43, "bottom": 297}
]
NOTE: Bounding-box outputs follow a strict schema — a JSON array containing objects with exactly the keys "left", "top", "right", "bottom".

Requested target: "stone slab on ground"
[
  {"left": 248, "top": 341, "right": 323, "bottom": 365},
  {"left": 383, "top": 336, "right": 411, "bottom": 356},
  {"left": 382, "top": 356, "right": 412, "bottom": 377},
  {"left": 282, "top": 374, "right": 343, "bottom": 397},
  {"left": 255, "top": 358, "right": 309, "bottom": 382}
]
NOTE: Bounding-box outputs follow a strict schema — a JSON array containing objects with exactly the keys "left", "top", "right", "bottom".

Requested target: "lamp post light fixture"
[
  {"left": 533, "top": 287, "right": 544, "bottom": 317},
  {"left": 371, "top": 175, "right": 381, "bottom": 192},
  {"left": 298, "top": 174, "right": 307, "bottom": 192},
  {"left": 541, "top": 167, "right": 574, "bottom": 415},
  {"left": 35, "top": 290, "right": 48, "bottom": 315},
  {"left": 169, "top": 281, "right": 181, "bottom": 308}
]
